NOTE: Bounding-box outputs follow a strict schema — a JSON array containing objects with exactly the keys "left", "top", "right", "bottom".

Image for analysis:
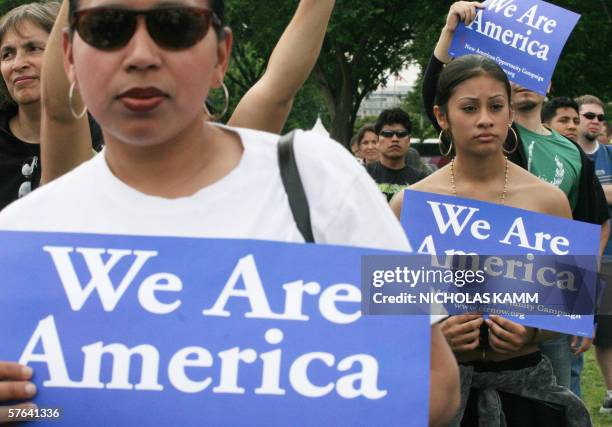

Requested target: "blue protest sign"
[
  {"left": 400, "top": 190, "right": 599, "bottom": 336},
  {"left": 361, "top": 253, "right": 597, "bottom": 318},
  {"left": 448, "top": 0, "right": 580, "bottom": 94},
  {"left": 0, "top": 231, "right": 429, "bottom": 426}
]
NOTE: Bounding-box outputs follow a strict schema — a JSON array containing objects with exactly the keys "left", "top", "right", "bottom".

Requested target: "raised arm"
[
  {"left": 40, "top": 0, "right": 93, "bottom": 184},
  {"left": 227, "top": 0, "right": 335, "bottom": 133},
  {"left": 423, "top": 1, "right": 484, "bottom": 130}
]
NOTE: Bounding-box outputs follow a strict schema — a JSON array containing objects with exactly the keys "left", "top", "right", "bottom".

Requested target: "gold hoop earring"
[
  {"left": 503, "top": 124, "right": 519, "bottom": 155},
  {"left": 204, "top": 82, "right": 230, "bottom": 121},
  {"left": 438, "top": 129, "right": 453, "bottom": 157},
  {"left": 68, "top": 81, "right": 87, "bottom": 120}
]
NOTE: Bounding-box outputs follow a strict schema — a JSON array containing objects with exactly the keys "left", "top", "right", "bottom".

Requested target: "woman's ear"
[
  {"left": 211, "top": 28, "right": 233, "bottom": 89},
  {"left": 433, "top": 105, "right": 448, "bottom": 130},
  {"left": 62, "top": 29, "right": 76, "bottom": 86}
]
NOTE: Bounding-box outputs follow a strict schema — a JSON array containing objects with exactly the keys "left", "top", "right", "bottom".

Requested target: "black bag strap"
[{"left": 278, "top": 131, "right": 314, "bottom": 243}]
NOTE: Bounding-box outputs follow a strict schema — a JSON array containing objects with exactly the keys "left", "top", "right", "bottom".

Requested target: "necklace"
[{"left": 450, "top": 156, "right": 509, "bottom": 204}]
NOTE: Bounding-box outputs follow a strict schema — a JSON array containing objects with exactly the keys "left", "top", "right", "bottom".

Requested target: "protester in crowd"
[
  {"left": 541, "top": 95, "right": 594, "bottom": 397},
  {"left": 575, "top": 95, "right": 611, "bottom": 252},
  {"left": 366, "top": 108, "right": 428, "bottom": 201},
  {"left": 39, "top": 0, "right": 336, "bottom": 184},
  {"left": 542, "top": 96, "right": 580, "bottom": 143},
  {"left": 0, "top": 0, "right": 460, "bottom": 425},
  {"left": 355, "top": 123, "right": 379, "bottom": 165},
  {"left": 0, "top": 1, "right": 59, "bottom": 211},
  {"left": 599, "top": 121, "right": 611, "bottom": 145},
  {"left": 422, "top": 1, "right": 610, "bottom": 392},
  {"left": 394, "top": 51, "right": 591, "bottom": 426},
  {"left": 575, "top": 94, "right": 612, "bottom": 414}
]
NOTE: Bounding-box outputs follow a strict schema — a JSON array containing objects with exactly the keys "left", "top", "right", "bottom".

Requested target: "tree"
[
  {"left": 0, "top": 0, "right": 32, "bottom": 15},
  {"left": 219, "top": 0, "right": 330, "bottom": 132},
  {"left": 401, "top": 76, "right": 437, "bottom": 141},
  {"left": 313, "top": 0, "right": 427, "bottom": 146}
]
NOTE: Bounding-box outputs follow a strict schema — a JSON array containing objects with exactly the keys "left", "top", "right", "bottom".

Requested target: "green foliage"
[
  {"left": 547, "top": 0, "right": 611, "bottom": 101},
  {"left": 582, "top": 350, "right": 610, "bottom": 427},
  {"left": 218, "top": 0, "right": 329, "bottom": 131},
  {"left": 401, "top": 75, "right": 437, "bottom": 141},
  {"left": 282, "top": 80, "right": 331, "bottom": 134},
  {"left": 314, "top": 0, "right": 425, "bottom": 145},
  {"left": 353, "top": 115, "right": 377, "bottom": 135},
  {"left": 0, "top": 0, "right": 38, "bottom": 16}
]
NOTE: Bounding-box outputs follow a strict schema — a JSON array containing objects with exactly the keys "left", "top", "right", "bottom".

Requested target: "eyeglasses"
[
  {"left": 70, "top": 6, "right": 221, "bottom": 51},
  {"left": 379, "top": 130, "right": 410, "bottom": 138},
  {"left": 581, "top": 112, "right": 605, "bottom": 122}
]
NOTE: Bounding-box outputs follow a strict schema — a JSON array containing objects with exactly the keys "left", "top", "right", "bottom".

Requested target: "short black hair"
[
  {"left": 541, "top": 97, "right": 579, "bottom": 124},
  {"left": 374, "top": 108, "right": 412, "bottom": 135},
  {"left": 68, "top": 0, "right": 225, "bottom": 37}
]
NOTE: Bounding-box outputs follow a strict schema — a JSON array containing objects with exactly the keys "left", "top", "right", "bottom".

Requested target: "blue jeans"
[
  {"left": 539, "top": 334, "right": 572, "bottom": 389},
  {"left": 570, "top": 351, "right": 584, "bottom": 397}
]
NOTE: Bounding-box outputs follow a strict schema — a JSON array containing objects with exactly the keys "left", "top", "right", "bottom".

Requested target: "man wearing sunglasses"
[
  {"left": 366, "top": 108, "right": 428, "bottom": 202},
  {"left": 576, "top": 95, "right": 610, "bottom": 240},
  {"left": 576, "top": 94, "right": 612, "bottom": 416}
]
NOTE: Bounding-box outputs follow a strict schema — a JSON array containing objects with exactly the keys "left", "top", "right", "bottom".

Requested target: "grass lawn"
[{"left": 582, "top": 350, "right": 611, "bottom": 427}]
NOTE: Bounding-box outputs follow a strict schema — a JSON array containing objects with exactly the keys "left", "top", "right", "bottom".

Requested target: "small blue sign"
[
  {"left": 400, "top": 190, "right": 599, "bottom": 336},
  {"left": 0, "top": 231, "right": 429, "bottom": 426},
  {"left": 449, "top": 0, "right": 580, "bottom": 94}
]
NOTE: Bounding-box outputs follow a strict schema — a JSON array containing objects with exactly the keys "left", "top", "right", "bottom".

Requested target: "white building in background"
[{"left": 356, "top": 64, "right": 419, "bottom": 119}]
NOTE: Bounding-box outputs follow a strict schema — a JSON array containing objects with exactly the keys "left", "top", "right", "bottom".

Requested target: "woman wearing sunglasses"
[
  {"left": 40, "top": 0, "right": 335, "bottom": 184},
  {"left": 0, "top": 0, "right": 460, "bottom": 425}
]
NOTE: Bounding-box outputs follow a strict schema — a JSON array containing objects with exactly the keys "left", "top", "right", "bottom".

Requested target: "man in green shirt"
[
  {"left": 512, "top": 85, "right": 607, "bottom": 241},
  {"left": 512, "top": 84, "right": 609, "bottom": 392}
]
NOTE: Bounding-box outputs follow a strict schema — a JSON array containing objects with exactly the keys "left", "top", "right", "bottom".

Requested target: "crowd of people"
[{"left": 0, "top": 0, "right": 609, "bottom": 425}]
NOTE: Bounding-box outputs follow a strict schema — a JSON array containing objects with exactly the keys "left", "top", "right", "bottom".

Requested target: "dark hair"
[
  {"left": 541, "top": 97, "right": 579, "bottom": 124},
  {"left": 374, "top": 108, "right": 412, "bottom": 135},
  {"left": 434, "top": 54, "right": 511, "bottom": 116},
  {"left": 356, "top": 123, "right": 376, "bottom": 146},
  {"left": 68, "top": 0, "right": 225, "bottom": 37},
  {"left": 0, "top": 1, "right": 60, "bottom": 110}
]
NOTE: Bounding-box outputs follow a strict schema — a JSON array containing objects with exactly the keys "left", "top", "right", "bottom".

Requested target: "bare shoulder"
[
  {"left": 509, "top": 164, "right": 572, "bottom": 219},
  {"left": 409, "top": 166, "right": 452, "bottom": 194}
]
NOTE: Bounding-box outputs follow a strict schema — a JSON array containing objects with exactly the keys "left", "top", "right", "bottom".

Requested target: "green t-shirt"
[{"left": 518, "top": 124, "right": 581, "bottom": 210}]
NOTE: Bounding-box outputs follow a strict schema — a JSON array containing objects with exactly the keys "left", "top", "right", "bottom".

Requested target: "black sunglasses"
[
  {"left": 70, "top": 6, "right": 221, "bottom": 51},
  {"left": 582, "top": 112, "right": 605, "bottom": 122},
  {"left": 18, "top": 156, "right": 38, "bottom": 199},
  {"left": 379, "top": 130, "right": 410, "bottom": 138}
]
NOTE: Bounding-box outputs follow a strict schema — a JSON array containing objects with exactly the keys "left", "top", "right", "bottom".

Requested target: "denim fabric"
[
  {"left": 539, "top": 334, "right": 573, "bottom": 388},
  {"left": 570, "top": 352, "right": 584, "bottom": 397}
]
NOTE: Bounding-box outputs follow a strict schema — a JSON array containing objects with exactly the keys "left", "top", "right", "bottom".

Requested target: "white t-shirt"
[
  {"left": 0, "top": 127, "right": 443, "bottom": 324},
  {"left": 0, "top": 127, "right": 409, "bottom": 248}
]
